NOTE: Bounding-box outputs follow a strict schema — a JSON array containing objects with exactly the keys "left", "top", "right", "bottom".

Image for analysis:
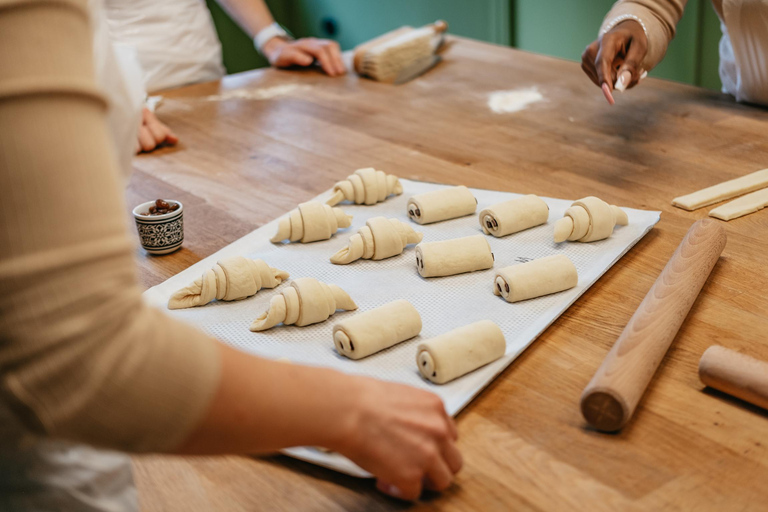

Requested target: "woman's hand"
[
  {"left": 262, "top": 37, "right": 346, "bottom": 77},
  {"left": 581, "top": 20, "right": 648, "bottom": 104},
  {"left": 136, "top": 108, "right": 178, "bottom": 154},
  {"left": 335, "top": 377, "right": 463, "bottom": 501}
]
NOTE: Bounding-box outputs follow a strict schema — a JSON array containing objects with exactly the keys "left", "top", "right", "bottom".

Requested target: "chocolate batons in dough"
[
  {"left": 330, "top": 217, "right": 422, "bottom": 265},
  {"left": 480, "top": 194, "right": 549, "bottom": 237},
  {"left": 417, "top": 320, "right": 506, "bottom": 384},
  {"left": 271, "top": 201, "right": 353, "bottom": 243},
  {"left": 553, "top": 196, "right": 628, "bottom": 243},
  {"left": 407, "top": 185, "right": 477, "bottom": 225},
  {"left": 415, "top": 234, "right": 494, "bottom": 278},
  {"left": 168, "top": 256, "right": 289, "bottom": 309},
  {"left": 250, "top": 277, "right": 357, "bottom": 331},
  {"left": 334, "top": 300, "right": 422, "bottom": 360},
  {"left": 326, "top": 168, "right": 403, "bottom": 206},
  {"left": 494, "top": 255, "right": 578, "bottom": 303}
]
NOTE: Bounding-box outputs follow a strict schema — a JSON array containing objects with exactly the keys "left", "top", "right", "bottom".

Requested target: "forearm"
[
  {"left": 214, "top": 0, "right": 275, "bottom": 38},
  {"left": 601, "top": 0, "right": 688, "bottom": 70},
  {"left": 178, "top": 344, "right": 358, "bottom": 454}
]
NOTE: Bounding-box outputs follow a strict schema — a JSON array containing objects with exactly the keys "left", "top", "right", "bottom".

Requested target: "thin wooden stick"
[{"left": 699, "top": 346, "right": 768, "bottom": 411}]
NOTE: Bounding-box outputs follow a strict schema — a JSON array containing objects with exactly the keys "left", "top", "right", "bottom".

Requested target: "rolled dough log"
[
  {"left": 168, "top": 256, "right": 289, "bottom": 309},
  {"left": 699, "top": 345, "right": 768, "bottom": 411},
  {"left": 479, "top": 194, "right": 549, "bottom": 237},
  {"left": 407, "top": 185, "right": 477, "bottom": 224},
  {"left": 250, "top": 277, "right": 357, "bottom": 331},
  {"left": 330, "top": 217, "right": 423, "bottom": 264},
  {"left": 333, "top": 300, "right": 422, "bottom": 360},
  {"left": 553, "top": 196, "right": 628, "bottom": 243},
  {"left": 494, "top": 255, "right": 578, "bottom": 303},
  {"left": 672, "top": 168, "right": 768, "bottom": 211},
  {"left": 416, "top": 320, "right": 506, "bottom": 384},
  {"left": 271, "top": 201, "right": 353, "bottom": 243},
  {"left": 415, "top": 234, "right": 494, "bottom": 278},
  {"left": 326, "top": 168, "right": 403, "bottom": 206},
  {"left": 709, "top": 187, "right": 768, "bottom": 221}
]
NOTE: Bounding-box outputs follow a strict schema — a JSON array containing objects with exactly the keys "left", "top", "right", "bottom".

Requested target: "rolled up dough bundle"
[
  {"left": 480, "top": 194, "right": 549, "bottom": 237},
  {"left": 168, "top": 256, "right": 289, "bottom": 309},
  {"left": 250, "top": 277, "right": 357, "bottom": 331},
  {"left": 407, "top": 185, "right": 477, "bottom": 225},
  {"left": 330, "top": 217, "right": 423, "bottom": 265},
  {"left": 554, "top": 196, "right": 628, "bottom": 243},
  {"left": 415, "top": 234, "right": 494, "bottom": 278},
  {"left": 326, "top": 168, "right": 403, "bottom": 206},
  {"left": 333, "top": 300, "right": 422, "bottom": 360},
  {"left": 271, "top": 201, "right": 353, "bottom": 243},
  {"left": 494, "top": 255, "right": 578, "bottom": 303},
  {"left": 417, "top": 320, "right": 506, "bottom": 384}
]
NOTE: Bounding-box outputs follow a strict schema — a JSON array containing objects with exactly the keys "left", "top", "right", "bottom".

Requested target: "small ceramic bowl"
[{"left": 132, "top": 200, "right": 184, "bottom": 255}]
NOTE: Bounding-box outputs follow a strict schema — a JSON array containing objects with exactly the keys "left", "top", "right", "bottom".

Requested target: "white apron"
[{"left": 719, "top": 0, "right": 768, "bottom": 105}]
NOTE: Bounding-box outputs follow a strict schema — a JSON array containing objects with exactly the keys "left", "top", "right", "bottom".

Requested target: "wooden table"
[{"left": 127, "top": 38, "right": 768, "bottom": 511}]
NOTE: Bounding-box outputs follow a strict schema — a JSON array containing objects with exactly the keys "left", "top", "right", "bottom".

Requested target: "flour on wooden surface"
[
  {"left": 205, "top": 84, "right": 311, "bottom": 101},
  {"left": 488, "top": 87, "right": 544, "bottom": 113}
]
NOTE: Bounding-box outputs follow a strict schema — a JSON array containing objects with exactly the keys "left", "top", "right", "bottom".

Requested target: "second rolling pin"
[
  {"left": 580, "top": 218, "right": 727, "bottom": 432},
  {"left": 699, "top": 346, "right": 768, "bottom": 411}
]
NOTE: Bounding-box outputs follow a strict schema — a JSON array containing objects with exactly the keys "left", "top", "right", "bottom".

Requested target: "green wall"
[{"left": 208, "top": 0, "right": 723, "bottom": 90}]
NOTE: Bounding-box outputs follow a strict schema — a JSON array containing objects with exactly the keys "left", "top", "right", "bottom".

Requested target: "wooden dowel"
[
  {"left": 580, "top": 219, "right": 727, "bottom": 432},
  {"left": 699, "top": 346, "right": 768, "bottom": 411}
]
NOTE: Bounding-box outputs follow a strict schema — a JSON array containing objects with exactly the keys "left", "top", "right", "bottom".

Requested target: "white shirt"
[
  {"left": 105, "top": 0, "right": 225, "bottom": 93},
  {"left": 719, "top": 0, "right": 768, "bottom": 105}
]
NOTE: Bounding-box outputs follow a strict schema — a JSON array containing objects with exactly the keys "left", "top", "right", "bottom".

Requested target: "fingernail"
[
  {"left": 385, "top": 484, "right": 402, "bottom": 498},
  {"left": 640, "top": 70, "right": 648, "bottom": 80},
  {"left": 614, "top": 70, "right": 630, "bottom": 92}
]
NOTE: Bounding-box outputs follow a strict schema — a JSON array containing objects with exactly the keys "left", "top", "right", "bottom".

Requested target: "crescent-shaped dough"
[
  {"left": 415, "top": 234, "right": 494, "bottom": 278},
  {"left": 326, "top": 168, "right": 403, "bottom": 206},
  {"left": 250, "top": 277, "right": 357, "bottom": 331},
  {"left": 553, "top": 196, "right": 628, "bottom": 243},
  {"left": 333, "top": 300, "right": 422, "bottom": 360},
  {"left": 417, "top": 320, "right": 506, "bottom": 384},
  {"left": 407, "top": 185, "right": 477, "bottom": 225},
  {"left": 271, "top": 201, "right": 353, "bottom": 243},
  {"left": 168, "top": 256, "right": 289, "bottom": 309},
  {"left": 480, "top": 194, "right": 549, "bottom": 237},
  {"left": 330, "top": 217, "right": 423, "bottom": 264},
  {"left": 493, "top": 255, "right": 578, "bottom": 303}
]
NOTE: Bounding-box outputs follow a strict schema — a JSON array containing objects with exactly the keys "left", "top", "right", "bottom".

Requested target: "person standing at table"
[
  {"left": 110, "top": 0, "right": 346, "bottom": 153},
  {"left": 0, "top": 0, "right": 460, "bottom": 509},
  {"left": 581, "top": 0, "right": 768, "bottom": 106}
]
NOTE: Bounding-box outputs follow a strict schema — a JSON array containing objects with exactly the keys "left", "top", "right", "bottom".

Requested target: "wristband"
[
  {"left": 254, "top": 23, "right": 292, "bottom": 54},
  {"left": 601, "top": 14, "right": 649, "bottom": 40}
]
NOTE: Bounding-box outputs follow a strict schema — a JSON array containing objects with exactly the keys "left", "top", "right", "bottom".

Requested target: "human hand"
[
  {"left": 581, "top": 20, "right": 648, "bottom": 105},
  {"left": 334, "top": 377, "right": 462, "bottom": 501},
  {"left": 263, "top": 37, "right": 346, "bottom": 77},
  {"left": 136, "top": 107, "right": 178, "bottom": 154}
]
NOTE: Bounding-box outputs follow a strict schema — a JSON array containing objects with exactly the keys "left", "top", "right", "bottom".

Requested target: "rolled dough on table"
[
  {"left": 333, "top": 299, "right": 422, "bottom": 360},
  {"left": 494, "top": 254, "right": 578, "bottom": 303},
  {"left": 672, "top": 168, "right": 768, "bottom": 211},
  {"left": 407, "top": 185, "right": 477, "bottom": 225},
  {"left": 415, "top": 234, "right": 494, "bottom": 278},
  {"left": 709, "top": 187, "right": 768, "bottom": 221}
]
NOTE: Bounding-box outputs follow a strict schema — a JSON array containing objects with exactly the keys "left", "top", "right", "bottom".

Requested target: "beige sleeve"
[
  {"left": 0, "top": 0, "right": 220, "bottom": 453},
  {"left": 600, "top": 0, "right": 689, "bottom": 71}
]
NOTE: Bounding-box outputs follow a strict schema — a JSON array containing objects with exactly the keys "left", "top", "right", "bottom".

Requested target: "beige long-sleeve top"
[
  {"left": 0, "top": 0, "right": 220, "bottom": 453},
  {"left": 600, "top": 0, "right": 724, "bottom": 71}
]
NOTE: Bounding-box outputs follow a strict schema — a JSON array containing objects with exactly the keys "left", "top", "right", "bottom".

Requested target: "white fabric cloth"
[
  {"left": 718, "top": 0, "right": 768, "bottom": 105},
  {"left": 105, "top": 0, "right": 225, "bottom": 93},
  {"left": 0, "top": 2, "right": 143, "bottom": 510}
]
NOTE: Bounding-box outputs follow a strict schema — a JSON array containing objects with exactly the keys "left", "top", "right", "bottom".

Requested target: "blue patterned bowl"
[{"left": 132, "top": 200, "right": 184, "bottom": 255}]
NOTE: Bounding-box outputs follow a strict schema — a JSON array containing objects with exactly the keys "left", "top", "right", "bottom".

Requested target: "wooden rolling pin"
[
  {"left": 580, "top": 218, "right": 727, "bottom": 432},
  {"left": 699, "top": 346, "right": 768, "bottom": 410}
]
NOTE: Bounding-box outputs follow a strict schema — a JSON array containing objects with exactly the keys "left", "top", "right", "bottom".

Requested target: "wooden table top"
[{"left": 127, "top": 37, "right": 768, "bottom": 511}]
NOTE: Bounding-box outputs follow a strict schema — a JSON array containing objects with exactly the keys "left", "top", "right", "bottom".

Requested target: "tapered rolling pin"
[
  {"left": 580, "top": 219, "right": 727, "bottom": 432},
  {"left": 699, "top": 346, "right": 768, "bottom": 410}
]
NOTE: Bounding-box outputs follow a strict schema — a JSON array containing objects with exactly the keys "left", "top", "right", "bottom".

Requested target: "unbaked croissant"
[
  {"left": 271, "top": 201, "right": 353, "bottom": 243},
  {"left": 250, "top": 277, "right": 357, "bottom": 331},
  {"left": 326, "top": 168, "right": 403, "bottom": 206},
  {"left": 168, "top": 256, "right": 289, "bottom": 309},
  {"left": 554, "top": 196, "right": 628, "bottom": 243},
  {"left": 330, "top": 217, "right": 422, "bottom": 265}
]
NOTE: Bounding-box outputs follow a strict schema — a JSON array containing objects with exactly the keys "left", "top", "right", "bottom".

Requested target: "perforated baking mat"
[{"left": 143, "top": 179, "right": 660, "bottom": 477}]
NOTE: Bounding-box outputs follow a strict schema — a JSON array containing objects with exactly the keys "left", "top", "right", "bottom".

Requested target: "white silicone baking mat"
[{"left": 143, "top": 179, "right": 660, "bottom": 477}]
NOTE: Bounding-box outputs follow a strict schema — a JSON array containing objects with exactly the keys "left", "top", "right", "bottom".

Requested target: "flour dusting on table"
[
  {"left": 205, "top": 84, "right": 311, "bottom": 101},
  {"left": 488, "top": 87, "right": 544, "bottom": 113}
]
